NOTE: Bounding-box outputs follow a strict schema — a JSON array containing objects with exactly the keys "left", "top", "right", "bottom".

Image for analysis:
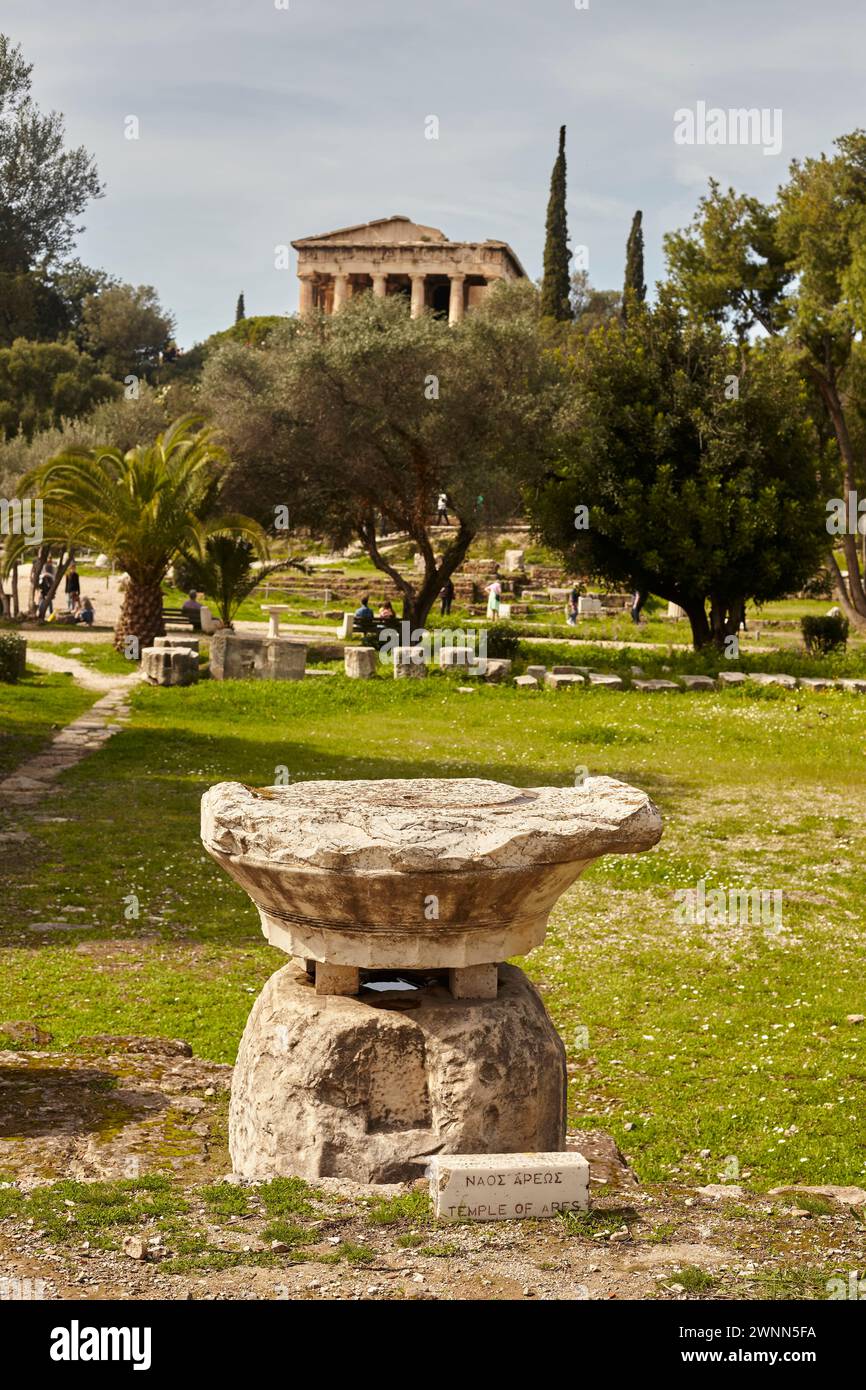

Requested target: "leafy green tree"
[
  {"left": 541, "top": 126, "right": 572, "bottom": 321},
  {"left": 202, "top": 286, "right": 561, "bottom": 628},
  {"left": 235, "top": 292, "right": 246, "bottom": 324},
  {"left": 81, "top": 283, "right": 175, "bottom": 379},
  {"left": 623, "top": 210, "right": 646, "bottom": 318},
  {"left": 664, "top": 133, "right": 866, "bottom": 629},
  {"left": 529, "top": 298, "right": 825, "bottom": 649},
  {"left": 0, "top": 35, "right": 102, "bottom": 273},
  {"left": 570, "top": 271, "right": 622, "bottom": 333},
  {"left": 25, "top": 416, "right": 258, "bottom": 650},
  {"left": 0, "top": 339, "right": 118, "bottom": 440}
]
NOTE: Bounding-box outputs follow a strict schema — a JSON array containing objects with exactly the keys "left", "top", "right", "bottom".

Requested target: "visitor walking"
[
  {"left": 37, "top": 562, "right": 55, "bottom": 621},
  {"left": 566, "top": 586, "right": 579, "bottom": 626},
  {"left": 440, "top": 576, "right": 455, "bottom": 616},
  {"left": 486, "top": 576, "right": 502, "bottom": 621},
  {"left": 436, "top": 493, "right": 450, "bottom": 526},
  {"left": 65, "top": 561, "right": 81, "bottom": 614},
  {"left": 630, "top": 588, "right": 648, "bottom": 624}
]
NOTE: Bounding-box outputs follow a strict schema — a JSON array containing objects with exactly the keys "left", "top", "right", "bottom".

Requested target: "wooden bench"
[{"left": 161, "top": 606, "right": 201, "bottom": 631}]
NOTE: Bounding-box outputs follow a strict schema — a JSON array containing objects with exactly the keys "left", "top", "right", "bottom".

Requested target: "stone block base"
[
  {"left": 210, "top": 632, "right": 306, "bottom": 681},
  {"left": 229, "top": 962, "right": 567, "bottom": 1183},
  {"left": 344, "top": 647, "right": 377, "bottom": 679},
  {"left": 141, "top": 646, "right": 198, "bottom": 686}
]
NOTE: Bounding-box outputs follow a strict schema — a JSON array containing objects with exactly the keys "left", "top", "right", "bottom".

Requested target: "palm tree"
[
  {"left": 25, "top": 415, "right": 258, "bottom": 651},
  {"left": 178, "top": 532, "right": 305, "bottom": 629}
]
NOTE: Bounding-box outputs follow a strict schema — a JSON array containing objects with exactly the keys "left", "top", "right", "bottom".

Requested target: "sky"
[{"left": 5, "top": 0, "right": 866, "bottom": 346}]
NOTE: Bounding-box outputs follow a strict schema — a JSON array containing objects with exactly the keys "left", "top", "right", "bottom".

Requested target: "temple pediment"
[{"left": 293, "top": 216, "right": 448, "bottom": 248}]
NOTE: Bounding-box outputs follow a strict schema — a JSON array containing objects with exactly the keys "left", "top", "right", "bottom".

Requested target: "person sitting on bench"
[
  {"left": 182, "top": 590, "right": 202, "bottom": 625},
  {"left": 353, "top": 595, "right": 375, "bottom": 632}
]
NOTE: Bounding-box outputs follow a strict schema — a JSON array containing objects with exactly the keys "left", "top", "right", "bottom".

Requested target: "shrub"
[
  {"left": 801, "top": 613, "right": 849, "bottom": 655},
  {"left": 484, "top": 621, "right": 521, "bottom": 660},
  {"left": 0, "top": 632, "right": 25, "bottom": 682}
]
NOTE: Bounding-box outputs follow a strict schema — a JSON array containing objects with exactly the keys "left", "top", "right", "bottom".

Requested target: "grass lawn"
[
  {"left": 0, "top": 670, "right": 98, "bottom": 777},
  {"left": 1, "top": 669, "right": 865, "bottom": 1192},
  {"left": 27, "top": 640, "right": 135, "bottom": 677}
]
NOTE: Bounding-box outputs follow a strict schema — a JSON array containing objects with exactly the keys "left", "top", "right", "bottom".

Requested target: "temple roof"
[{"left": 292, "top": 215, "right": 526, "bottom": 276}]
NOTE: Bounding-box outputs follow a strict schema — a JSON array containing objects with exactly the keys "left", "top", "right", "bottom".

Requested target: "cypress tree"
[
  {"left": 540, "top": 126, "right": 572, "bottom": 320},
  {"left": 235, "top": 292, "right": 246, "bottom": 323},
  {"left": 622, "top": 211, "right": 646, "bottom": 319}
]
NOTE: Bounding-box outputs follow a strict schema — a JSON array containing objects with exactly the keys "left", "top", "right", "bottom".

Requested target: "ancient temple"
[{"left": 292, "top": 215, "right": 526, "bottom": 322}]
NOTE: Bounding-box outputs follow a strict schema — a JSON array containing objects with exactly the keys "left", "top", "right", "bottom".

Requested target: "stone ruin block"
[
  {"left": 153, "top": 634, "right": 201, "bottom": 657},
  {"left": 393, "top": 645, "right": 427, "bottom": 678},
  {"left": 344, "top": 646, "right": 378, "bottom": 679},
  {"left": 141, "top": 646, "right": 198, "bottom": 687},
  {"left": 209, "top": 631, "right": 306, "bottom": 681}
]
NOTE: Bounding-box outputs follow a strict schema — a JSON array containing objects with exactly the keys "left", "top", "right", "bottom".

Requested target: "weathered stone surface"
[
  {"left": 315, "top": 962, "right": 360, "bottom": 997},
  {"left": 430, "top": 1150, "right": 589, "bottom": 1221},
  {"left": 587, "top": 672, "right": 623, "bottom": 688},
  {"left": 229, "top": 963, "right": 567, "bottom": 1183},
  {"left": 0, "top": 1021, "right": 53, "bottom": 1048},
  {"left": 798, "top": 677, "right": 833, "bottom": 691},
  {"left": 393, "top": 646, "right": 427, "bottom": 678},
  {"left": 544, "top": 672, "right": 584, "bottom": 689},
  {"left": 0, "top": 1043, "right": 231, "bottom": 1183},
  {"left": 836, "top": 678, "right": 866, "bottom": 693},
  {"left": 448, "top": 963, "right": 498, "bottom": 999},
  {"left": 504, "top": 549, "right": 525, "bottom": 573},
  {"left": 768, "top": 1184, "right": 866, "bottom": 1207},
  {"left": 153, "top": 635, "right": 201, "bottom": 656},
  {"left": 678, "top": 675, "right": 716, "bottom": 691},
  {"left": 141, "top": 646, "right": 198, "bottom": 687},
  {"left": 749, "top": 673, "right": 798, "bottom": 689},
  {"left": 632, "top": 679, "right": 680, "bottom": 692},
  {"left": 717, "top": 671, "right": 748, "bottom": 686},
  {"left": 344, "top": 647, "right": 377, "bottom": 679},
  {"left": 483, "top": 659, "right": 512, "bottom": 683},
  {"left": 439, "top": 646, "right": 478, "bottom": 669},
  {"left": 209, "top": 632, "right": 305, "bottom": 681},
  {"left": 201, "top": 775, "right": 662, "bottom": 969},
  {"left": 551, "top": 665, "right": 588, "bottom": 676},
  {"left": 78, "top": 1034, "right": 194, "bottom": 1057},
  {"left": 513, "top": 674, "right": 539, "bottom": 689},
  {"left": 566, "top": 1130, "right": 639, "bottom": 1191},
  {"left": 525, "top": 665, "right": 546, "bottom": 681}
]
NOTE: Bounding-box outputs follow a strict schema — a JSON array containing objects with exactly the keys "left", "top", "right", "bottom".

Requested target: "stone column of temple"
[
  {"left": 372, "top": 273, "right": 388, "bottom": 298},
  {"left": 448, "top": 275, "right": 466, "bottom": 325},
  {"left": 332, "top": 273, "right": 349, "bottom": 312},
  {"left": 297, "top": 273, "right": 315, "bottom": 317},
  {"left": 410, "top": 274, "right": 426, "bottom": 319}
]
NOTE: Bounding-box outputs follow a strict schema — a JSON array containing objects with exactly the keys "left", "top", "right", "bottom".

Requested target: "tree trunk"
[
  {"left": 29, "top": 544, "right": 49, "bottom": 615},
  {"left": 826, "top": 549, "right": 866, "bottom": 632},
  {"left": 358, "top": 516, "right": 475, "bottom": 632},
  {"left": 115, "top": 579, "right": 165, "bottom": 653},
  {"left": 682, "top": 598, "right": 712, "bottom": 650},
  {"left": 809, "top": 369, "right": 866, "bottom": 618}
]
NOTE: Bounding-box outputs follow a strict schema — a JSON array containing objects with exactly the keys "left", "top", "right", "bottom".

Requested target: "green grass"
[
  {"left": 0, "top": 670, "right": 97, "bottom": 776},
  {"left": 669, "top": 1265, "right": 717, "bottom": 1293},
  {"left": 0, "top": 1175, "right": 187, "bottom": 1246},
  {"left": 365, "top": 1191, "right": 432, "bottom": 1226},
  {"left": 1, "top": 672, "right": 865, "bottom": 1190}
]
